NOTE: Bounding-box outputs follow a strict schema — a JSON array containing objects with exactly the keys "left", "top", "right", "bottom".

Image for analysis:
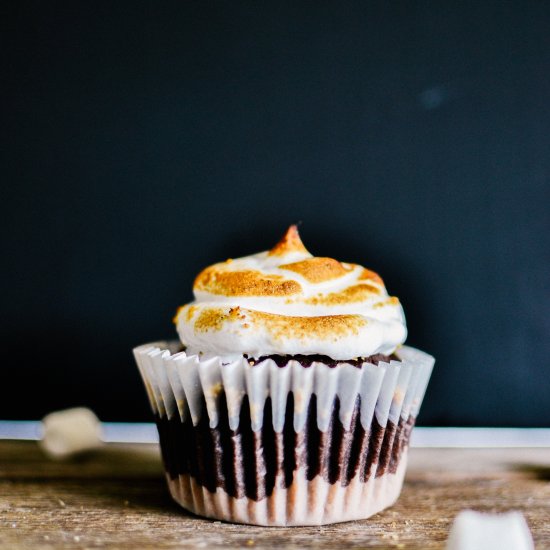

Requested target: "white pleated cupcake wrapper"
[
  {"left": 133, "top": 341, "right": 434, "bottom": 525},
  {"left": 133, "top": 341, "right": 434, "bottom": 434}
]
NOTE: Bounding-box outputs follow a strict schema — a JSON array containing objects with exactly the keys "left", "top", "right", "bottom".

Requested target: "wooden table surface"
[{"left": 1, "top": 441, "right": 549, "bottom": 549}]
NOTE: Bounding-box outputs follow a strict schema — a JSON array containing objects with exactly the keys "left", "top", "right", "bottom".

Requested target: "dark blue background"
[{"left": 2, "top": 1, "right": 549, "bottom": 425}]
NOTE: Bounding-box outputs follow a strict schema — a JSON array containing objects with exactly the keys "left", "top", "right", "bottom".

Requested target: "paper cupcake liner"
[{"left": 133, "top": 342, "right": 434, "bottom": 526}]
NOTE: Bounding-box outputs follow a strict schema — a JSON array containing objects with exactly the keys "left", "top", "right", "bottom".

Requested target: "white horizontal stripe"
[
  {"left": 0, "top": 421, "right": 549, "bottom": 447},
  {"left": 101, "top": 422, "right": 159, "bottom": 443},
  {"left": 410, "top": 427, "right": 550, "bottom": 448}
]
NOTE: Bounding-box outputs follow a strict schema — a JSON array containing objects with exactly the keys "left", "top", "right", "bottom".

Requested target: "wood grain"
[{"left": 1, "top": 441, "right": 549, "bottom": 549}]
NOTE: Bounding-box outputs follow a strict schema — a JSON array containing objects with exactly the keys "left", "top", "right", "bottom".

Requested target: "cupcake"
[{"left": 133, "top": 226, "right": 434, "bottom": 526}]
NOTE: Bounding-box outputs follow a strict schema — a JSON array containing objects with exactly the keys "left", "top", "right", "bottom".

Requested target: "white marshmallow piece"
[
  {"left": 40, "top": 407, "right": 103, "bottom": 459},
  {"left": 446, "top": 510, "right": 534, "bottom": 550}
]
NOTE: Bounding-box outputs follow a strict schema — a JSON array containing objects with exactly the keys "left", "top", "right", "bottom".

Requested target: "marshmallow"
[
  {"left": 446, "top": 510, "right": 535, "bottom": 550},
  {"left": 40, "top": 407, "right": 103, "bottom": 459}
]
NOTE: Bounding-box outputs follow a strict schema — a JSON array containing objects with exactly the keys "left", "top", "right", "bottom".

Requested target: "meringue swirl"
[{"left": 174, "top": 226, "right": 407, "bottom": 360}]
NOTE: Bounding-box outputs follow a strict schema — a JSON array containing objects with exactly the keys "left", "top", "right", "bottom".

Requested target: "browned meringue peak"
[
  {"left": 274, "top": 226, "right": 381, "bottom": 286},
  {"left": 267, "top": 224, "right": 310, "bottom": 257},
  {"left": 193, "top": 226, "right": 379, "bottom": 297}
]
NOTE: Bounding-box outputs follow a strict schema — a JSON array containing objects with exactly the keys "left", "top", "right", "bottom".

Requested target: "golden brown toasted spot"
[
  {"left": 192, "top": 306, "right": 368, "bottom": 340},
  {"left": 228, "top": 306, "right": 246, "bottom": 320},
  {"left": 194, "top": 267, "right": 302, "bottom": 296},
  {"left": 268, "top": 225, "right": 310, "bottom": 257},
  {"left": 172, "top": 305, "right": 186, "bottom": 324},
  {"left": 247, "top": 310, "right": 367, "bottom": 340},
  {"left": 194, "top": 308, "right": 229, "bottom": 332},
  {"left": 304, "top": 283, "right": 381, "bottom": 305},
  {"left": 280, "top": 257, "right": 351, "bottom": 283},
  {"left": 186, "top": 305, "right": 198, "bottom": 322},
  {"left": 358, "top": 267, "right": 384, "bottom": 285},
  {"left": 373, "top": 296, "right": 400, "bottom": 308}
]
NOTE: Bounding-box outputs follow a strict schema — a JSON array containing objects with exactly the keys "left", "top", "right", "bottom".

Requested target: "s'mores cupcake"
[{"left": 133, "top": 226, "right": 434, "bottom": 526}]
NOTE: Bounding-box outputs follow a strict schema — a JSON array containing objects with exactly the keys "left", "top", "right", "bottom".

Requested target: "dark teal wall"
[{"left": 2, "top": 1, "right": 549, "bottom": 425}]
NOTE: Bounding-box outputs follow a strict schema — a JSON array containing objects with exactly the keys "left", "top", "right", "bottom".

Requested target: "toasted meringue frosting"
[{"left": 174, "top": 226, "right": 407, "bottom": 360}]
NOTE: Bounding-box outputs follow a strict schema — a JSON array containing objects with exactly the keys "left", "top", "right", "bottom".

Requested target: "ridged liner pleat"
[{"left": 134, "top": 342, "right": 434, "bottom": 526}]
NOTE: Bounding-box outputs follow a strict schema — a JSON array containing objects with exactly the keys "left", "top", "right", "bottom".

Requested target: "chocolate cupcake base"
[
  {"left": 157, "top": 393, "right": 413, "bottom": 525},
  {"left": 134, "top": 342, "right": 434, "bottom": 526},
  {"left": 166, "top": 458, "right": 407, "bottom": 526}
]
